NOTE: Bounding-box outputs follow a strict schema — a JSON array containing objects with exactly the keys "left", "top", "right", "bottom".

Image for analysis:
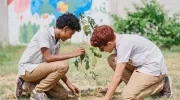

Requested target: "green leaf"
[
  {"left": 94, "top": 52, "right": 102, "bottom": 58},
  {"left": 85, "top": 60, "right": 90, "bottom": 70},
  {"left": 73, "top": 59, "right": 79, "bottom": 71},
  {"left": 83, "top": 25, "right": 91, "bottom": 36},
  {"left": 91, "top": 57, "right": 97, "bottom": 69},
  {"left": 80, "top": 54, "right": 85, "bottom": 64}
]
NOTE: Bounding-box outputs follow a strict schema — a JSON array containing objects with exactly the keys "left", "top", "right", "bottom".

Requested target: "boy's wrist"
[
  {"left": 70, "top": 52, "right": 76, "bottom": 58},
  {"left": 104, "top": 95, "right": 110, "bottom": 100},
  {"left": 67, "top": 81, "right": 73, "bottom": 88}
]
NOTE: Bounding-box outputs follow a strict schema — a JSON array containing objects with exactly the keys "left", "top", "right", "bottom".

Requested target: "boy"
[
  {"left": 16, "top": 13, "right": 85, "bottom": 100},
  {"left": 90, "top": 25, "right": 173, "bottom": 100}
]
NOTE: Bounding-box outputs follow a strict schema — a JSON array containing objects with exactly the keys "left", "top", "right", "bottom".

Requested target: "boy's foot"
[
  {"left": 22, "top": 81, "right": 35, "bottom": 93},
  {"left": 31, "top": 90, "right": 50, "bottom": 100},
  {"left": 160, "top": 76, "right": 173, "bottom": 98},
  {"left": 15, "top": 77, "right": 24, "bottom": 99}
]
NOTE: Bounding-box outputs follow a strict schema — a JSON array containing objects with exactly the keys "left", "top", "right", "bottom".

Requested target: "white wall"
[
  {"left": 111, "top": 0, "right": 180, "bottom": 18},
  {"left": 0, "top": 0, "right": 8, "bottom": 45}
]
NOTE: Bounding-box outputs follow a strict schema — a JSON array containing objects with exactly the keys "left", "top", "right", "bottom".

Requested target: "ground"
[{"left": 0, "top": 43, "right": 180, "bottom": 100}]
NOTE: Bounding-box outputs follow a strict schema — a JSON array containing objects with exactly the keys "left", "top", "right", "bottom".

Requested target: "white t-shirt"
[
  {"left": 18, "top": 27, "right": 60, "bottom": 75},
  {"left": 115, "top": 34, "right": 167, "bottom": 76}
]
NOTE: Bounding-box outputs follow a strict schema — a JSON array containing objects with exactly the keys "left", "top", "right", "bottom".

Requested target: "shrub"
[{"left": 113, "top": 0, "right": 180, "bottom": 48}]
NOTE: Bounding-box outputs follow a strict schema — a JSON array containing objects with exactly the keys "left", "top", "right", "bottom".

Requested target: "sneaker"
[
  {"left": 31, "top": 90, "right": 50, "bottom": 100},
  {"left": 15, "top": 77, "right": 24, "bottom": 99},
  {"left": 160, "top": 76, "right": 173, "bottom": 98},
  {"left": 22, "top": 81, "right": 35, "bottom": 93}
]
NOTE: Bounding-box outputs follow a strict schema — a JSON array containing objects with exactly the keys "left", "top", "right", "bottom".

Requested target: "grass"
[
  {"left": 0, "top": 45, "right": 25, "bottom": 76},
  {"left": 0, "top": 43, "right": 180, "bottom": 99}
]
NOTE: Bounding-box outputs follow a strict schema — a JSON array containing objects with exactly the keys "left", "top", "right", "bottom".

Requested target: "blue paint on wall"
[{"left": 30, "top": 0, "right": 92, "bottom": 18}]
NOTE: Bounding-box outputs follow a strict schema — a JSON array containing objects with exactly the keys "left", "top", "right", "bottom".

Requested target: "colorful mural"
[
  {"left": 8, "top": 0, "right": 92, "bottom": 43},
  {"left": 7, "top": 0, "right": 13, "bottom": 5},
  {"left": 14, "top": 0, "right": 30, "bottom": 14},
  {"left": 30, "top": 0, "right": 92, "bottom": 18},
  {"left": 19, "top": 23, "right": 40, "bottom": 43}
]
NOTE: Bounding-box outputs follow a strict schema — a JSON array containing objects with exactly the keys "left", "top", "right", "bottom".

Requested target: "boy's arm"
[
  {"left": 104, "top": 63, "right": 126, "bottom": 100},
  {"left": 41, "top": 47, "right": 85, "bottom": 62},
  {"left": 62, "top": 75, "right": 80, "bottom": 95},
  {"left": 62, "top": 75, "right": 71, "bottom": 85}
]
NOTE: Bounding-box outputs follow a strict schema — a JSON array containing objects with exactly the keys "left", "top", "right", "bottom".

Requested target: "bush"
[{"left": 113, "top": 0, "right": 180, "bottom": 48}]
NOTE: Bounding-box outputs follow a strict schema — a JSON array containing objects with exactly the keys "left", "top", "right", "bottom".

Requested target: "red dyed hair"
[{"left": 90, "top": 25, "right": 115, "bottom": 47}]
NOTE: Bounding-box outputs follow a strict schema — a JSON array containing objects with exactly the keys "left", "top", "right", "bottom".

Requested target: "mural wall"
[
  {"left": 6, "top": 0, "right": 180, "bottom": 45},
  {"left": 8, "top": 0, "right": 111, "bottom": 45}
]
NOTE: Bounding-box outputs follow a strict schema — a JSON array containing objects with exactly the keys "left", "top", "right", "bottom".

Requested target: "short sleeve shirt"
[
  {"left": 18, "top": 27, "right": 60, "bottom": 75},
  {"left": 115, "top": 34, "right": 167, "bottom": 76}
]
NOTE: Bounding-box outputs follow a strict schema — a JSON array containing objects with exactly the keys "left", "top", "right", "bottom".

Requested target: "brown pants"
[
  {"left": 108, "top": 54, "right": 165, "bottom": 100},
  {"left": 21, "top": 61, "right": 69, "bottom": 99}
]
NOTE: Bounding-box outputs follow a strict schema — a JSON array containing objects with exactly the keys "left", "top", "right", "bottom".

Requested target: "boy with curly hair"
[{"left": 16, "top": 13, "right": 85, "bottom": 100}]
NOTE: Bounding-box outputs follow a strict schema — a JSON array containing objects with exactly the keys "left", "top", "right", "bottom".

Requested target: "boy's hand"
[
  {"left": 72, "top": 47, "right": 85, "bottom": 57},
  {"left": 68, "top": 84, "right": 80, "bottom": 96}
]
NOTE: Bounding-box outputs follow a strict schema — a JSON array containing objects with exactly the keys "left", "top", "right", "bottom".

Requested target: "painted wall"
[
  {"left": 7, "top": 0, "right": 180, "bottom": 45},
  {"left": 8, "top": 0, "right": 111, "bottom": 45},
  {"left": 0, "top": 0, "right": 8, "bottom": 45}
]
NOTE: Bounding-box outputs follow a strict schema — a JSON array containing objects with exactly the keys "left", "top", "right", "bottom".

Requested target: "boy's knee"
[
  {"left": 107, "top": 54, "right": 116, "bottom": 64},
  {"left": 56, "top": 61, "right": 69, "bottom": 74},
  {"left": 107, "top": 55, "right": 112, "bottom": 63},
  {"left": 107, "top": 54, "right": 117, "bottom": 71},
  {"left": 121, "top": 89, "right": 136, "bottom": 100}
]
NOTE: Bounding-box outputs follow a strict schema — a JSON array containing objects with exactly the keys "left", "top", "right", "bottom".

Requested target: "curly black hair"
[{"left": 56, "top": 13, "right": 81, "bottom": 31}]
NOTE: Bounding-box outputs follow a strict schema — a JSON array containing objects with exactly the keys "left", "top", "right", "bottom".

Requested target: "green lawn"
[{"left": 0, "top": 43, "right": 180, "bottom": 99}]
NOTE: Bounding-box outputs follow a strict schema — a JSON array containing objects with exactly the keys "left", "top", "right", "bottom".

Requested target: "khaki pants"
[
  {"left": 21, "top": 61, "right": 69, "bottom": 99},
  {"left": 108, "top": 54, "right": 165, "bottom": 100}
]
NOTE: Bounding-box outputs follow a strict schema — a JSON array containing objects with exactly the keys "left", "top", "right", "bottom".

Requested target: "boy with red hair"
[{"left": 91, "top": 25, "right": 172, "bottom": 100}]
